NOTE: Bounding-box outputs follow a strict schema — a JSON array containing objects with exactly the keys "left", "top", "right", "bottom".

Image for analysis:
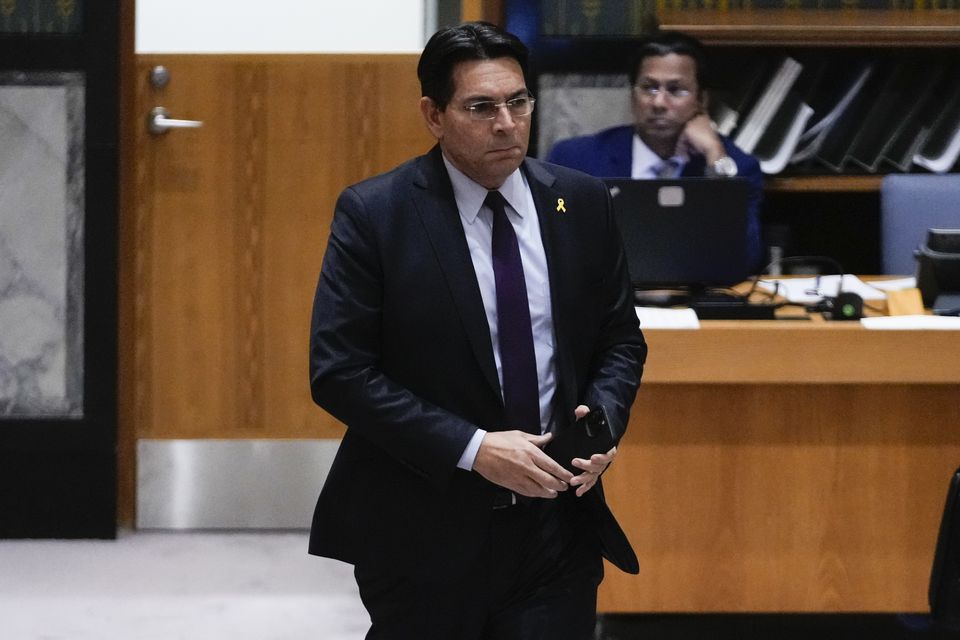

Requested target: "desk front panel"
[
  {"left": 598, "top": 324, "right": 960, "bottom": 612},
  {"left": 642, "top": 322, "right": 960, "bottom": 384}
]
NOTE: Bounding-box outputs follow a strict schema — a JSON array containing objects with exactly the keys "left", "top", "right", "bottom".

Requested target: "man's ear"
[
  {"left": 419, "top": 96, "right": 444, "bottom": 140},
  {"left": 698, "top": 88, "right": 710, "bottom": 112}
]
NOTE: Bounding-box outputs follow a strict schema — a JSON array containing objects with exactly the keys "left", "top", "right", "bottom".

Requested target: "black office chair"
[{"left": 929, "top": 466, "right": 960, "bottom": 631}]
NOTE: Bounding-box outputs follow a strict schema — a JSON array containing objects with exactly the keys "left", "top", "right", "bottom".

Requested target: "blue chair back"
[{"left": 881, "top": 174, "right": 960, "bottom": 275}]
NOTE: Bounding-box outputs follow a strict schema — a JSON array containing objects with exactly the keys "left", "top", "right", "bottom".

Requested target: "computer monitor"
[{"left": 606, "top": 178, "right": 753, "bottom": 294}]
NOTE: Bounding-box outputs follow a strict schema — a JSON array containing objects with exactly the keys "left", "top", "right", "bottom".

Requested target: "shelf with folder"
[{"left": 706, "top": 45, "right": 960, "bottom": 181}]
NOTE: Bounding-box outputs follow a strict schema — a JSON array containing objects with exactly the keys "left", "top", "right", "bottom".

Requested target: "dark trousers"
[{"left": 354, "top": 493, "right": 603, "bottom": 640}]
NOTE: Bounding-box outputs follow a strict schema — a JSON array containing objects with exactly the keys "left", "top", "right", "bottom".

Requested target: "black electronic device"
[
  {"left": 916, "top": 228, "right": 960, "bottom": 309},
  {"left": 546, "top": 405, "right": 617, "bottom": 474},
  {"left": 929, "top": 466, "right": 960, "bottom": 631},
  {"left": 606, "top": 178, "right": 753, "bottom": 295},
  {"left": 824, "top": 291, "right": 864, "bottom": 321}
]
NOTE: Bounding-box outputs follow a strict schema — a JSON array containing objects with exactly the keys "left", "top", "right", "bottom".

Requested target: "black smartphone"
[{"left": 546, "top": 405, "right": 618, "bottom": 473}]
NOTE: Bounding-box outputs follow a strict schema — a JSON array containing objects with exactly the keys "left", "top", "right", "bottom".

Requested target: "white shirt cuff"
[{"left": 456, "top": 429, "right": 487, "bottom": 471}]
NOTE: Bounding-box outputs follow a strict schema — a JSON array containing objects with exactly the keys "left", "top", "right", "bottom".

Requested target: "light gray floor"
[{"left": 0, "top": 530, "right": 369, "bottom": 640}]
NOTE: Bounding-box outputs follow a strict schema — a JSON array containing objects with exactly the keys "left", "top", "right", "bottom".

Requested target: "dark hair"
[
  {"left": 627, "top": 30, "right": 707, "bottom": 89},
  {"left": 417, "top": 21, "right": 529, "bottom": 110}
]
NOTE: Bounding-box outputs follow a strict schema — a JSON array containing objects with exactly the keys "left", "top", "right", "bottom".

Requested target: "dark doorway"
[{"left": 0, "top": 1, "right": 119, "bottom": 537}]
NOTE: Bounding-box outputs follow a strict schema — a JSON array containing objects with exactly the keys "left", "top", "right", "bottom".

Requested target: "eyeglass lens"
[
  {"left": 465, "top": 96, "right": 535, "bottom": 120},
  {"left": 636, "top": 82, "right": 692, "bottom": 99}
]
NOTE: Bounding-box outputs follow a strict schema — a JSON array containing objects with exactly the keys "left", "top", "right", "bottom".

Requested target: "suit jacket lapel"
[
  {"left": 608, "top": 126, "right": 634, "bottom": 177},
  {"left": 411, "top": 147, "right": 501, "bottom": 401},
  {"left": 524, "top": 159, "right": 578, "bottom": 425}
]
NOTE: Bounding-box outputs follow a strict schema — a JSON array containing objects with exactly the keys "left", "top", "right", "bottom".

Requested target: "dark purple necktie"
[{"left": 486, "top": 190, "right": 541, "bottom": 434}]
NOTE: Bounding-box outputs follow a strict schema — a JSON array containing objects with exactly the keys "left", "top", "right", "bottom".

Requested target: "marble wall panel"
[
  {"left": 0, "top": 71, "right": 84, "bottom": 418},
  {"left": 536, "top": 73, "right": 633, "bottom": 158}
]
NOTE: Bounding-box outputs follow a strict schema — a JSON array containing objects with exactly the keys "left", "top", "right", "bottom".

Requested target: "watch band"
[{"left": 709, "top": 156, "right": 738, "bottom": 178}]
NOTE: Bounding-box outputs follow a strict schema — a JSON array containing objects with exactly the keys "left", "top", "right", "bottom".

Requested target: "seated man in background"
[{"left": 546, "top": 30, "right": 764, "bottom": 271}]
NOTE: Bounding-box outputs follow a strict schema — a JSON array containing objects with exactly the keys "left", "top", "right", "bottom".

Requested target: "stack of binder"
[{"left": 711, "top": 52, "right": 960, "bottom": 175}]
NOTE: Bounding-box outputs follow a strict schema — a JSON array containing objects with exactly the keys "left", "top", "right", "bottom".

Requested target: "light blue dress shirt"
[{"left": 631, "top": 133, "right": 686, "bottom": 178}]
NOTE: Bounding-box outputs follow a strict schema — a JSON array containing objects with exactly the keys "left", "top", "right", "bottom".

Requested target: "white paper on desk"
[
  {"left": 861, "top": 315, "right": 960, "bottom": 330},
  {"left": 867, "top": 277, "right": 916, "bottom": 291},
  {"left": 635, "top": 306, "right": 701, "bottom": 329},
  {"left": 757, "top": 275, "right": 887, "bottom": 305}
]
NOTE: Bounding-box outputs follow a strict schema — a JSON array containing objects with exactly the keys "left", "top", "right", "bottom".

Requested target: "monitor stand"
[
  {"left": 633, "top": 288, "right": 693, "bottom": 307},
  {"left": 933, "top": 293, "right": 960, "bottom": 316},
  {"left": 633, "top": 287, "right": 742, "bottom": 308},
  {"left": 633, "top": 287, "right": 776, "bottom": 319}
]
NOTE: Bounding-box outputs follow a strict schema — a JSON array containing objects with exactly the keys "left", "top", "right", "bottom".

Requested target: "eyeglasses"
[
  {"left": 634, "top": 82, "right": 693, "bottom": 100},
  {"left": 462, "top": 94, "right": 536, "bottom": 120}
]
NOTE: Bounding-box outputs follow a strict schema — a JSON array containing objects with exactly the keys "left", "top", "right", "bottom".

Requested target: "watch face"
[{"left": 713, "top": 156, "right": 738, "bottom": 177}]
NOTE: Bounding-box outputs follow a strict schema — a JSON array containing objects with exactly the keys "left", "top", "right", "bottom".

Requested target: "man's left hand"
[
  {"left": 568, "top": 404, "right": 617, "bottom": 497},
  {"left": 677, "top": 113, "right": 726, "bottom": 166}
]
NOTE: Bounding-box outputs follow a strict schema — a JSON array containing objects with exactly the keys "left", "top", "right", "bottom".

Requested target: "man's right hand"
[{"left": 472, "top": 431, "right": 573, "bottom": 498}]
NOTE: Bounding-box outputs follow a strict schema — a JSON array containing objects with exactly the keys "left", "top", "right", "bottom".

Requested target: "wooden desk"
[{"left": 598, "top": 320, "right": 960, "bottom": 613}]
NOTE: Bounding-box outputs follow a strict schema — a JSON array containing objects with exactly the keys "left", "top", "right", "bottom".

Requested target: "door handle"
[{"left": 148, "top": 106, "right": 204, "bottom": 136}]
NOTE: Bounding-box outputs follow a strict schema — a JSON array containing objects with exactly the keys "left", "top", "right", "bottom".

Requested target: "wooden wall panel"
[
  {"left": 258, "top": 59, "right": 431, "bottom": 436},
  {"left": 129, "top": 55, "right": 432, "bottom": 442}
]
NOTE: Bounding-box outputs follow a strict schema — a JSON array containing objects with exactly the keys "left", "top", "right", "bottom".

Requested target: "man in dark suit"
[
  {"left": 547, "top": 30, "right": 764, "bottom": 271},
  {"left": 309, "top": 22, "right": 646, "bottom": 639}
]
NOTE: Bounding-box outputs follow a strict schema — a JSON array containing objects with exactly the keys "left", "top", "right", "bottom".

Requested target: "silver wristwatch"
[{"left": 709, "top": 156, "right": 738, "bottom": 178}]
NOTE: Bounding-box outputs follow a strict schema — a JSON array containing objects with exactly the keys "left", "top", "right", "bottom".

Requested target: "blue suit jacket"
[{"left": 547, "top": 125, "right": 764, "bottom": 271}]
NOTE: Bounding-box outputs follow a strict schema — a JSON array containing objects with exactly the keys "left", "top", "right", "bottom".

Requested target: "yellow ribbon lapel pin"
[{"left": 556, "top": 198, "right": 566, "bottom": 213}]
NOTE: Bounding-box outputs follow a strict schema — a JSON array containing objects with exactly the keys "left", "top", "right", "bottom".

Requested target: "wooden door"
[{"left": 121, "top": 54, "right": 432, "bottom": 521}]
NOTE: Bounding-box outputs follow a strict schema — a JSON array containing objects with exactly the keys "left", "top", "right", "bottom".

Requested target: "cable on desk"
[{"left": 744, "top": 255, "right": 848, "bottom": 302}]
